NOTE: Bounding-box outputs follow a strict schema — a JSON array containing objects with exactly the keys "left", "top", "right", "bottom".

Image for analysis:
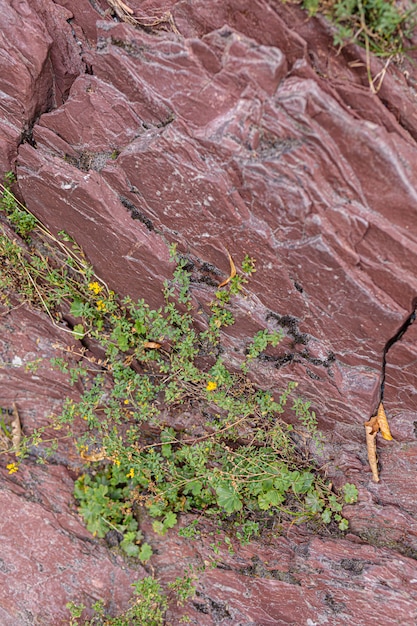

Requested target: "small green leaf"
[
  {"left": 148, "top": 502, "right": 167, "bottom": 518},
  {"left": 134, "top": 319, "right": 146, "bottom": 334},
  {"left": 328, "top": 495, "right": 342, "bottom": 512},
  {"left": 338, "top": 518, "right": 349, "bottom": 531},
  {"left": 215, "top": 483, "right": 243, "bottom": 514},
  {"left": 120, "top": 532, "right": 140, "bottom": 557},
  {"left": 183, "top": 480, "right": 203, "bottom": 497},
  {"left": 321, "top": 508, "right": 332, "bottom": 524},
  {"left": 273, "top": 469, "right": 292, "bottom": 492},
  {"left": 152, "top": 521, "right": 165, "bottom": 535},
  {"left": 161, "top": 443, "right": 172, "bottom": 458},
  {"left": 163, "top": 511, "right": 177, "bottom": 530},
  {"left": 139, "top": 542, "right": 153, "bottom": 563},
  {"left": 72, "top": 324, "right": 85, "bottom": 339},
  {"left": 258, "top": 489, "right": 285, "bottom": 511},
  {"left": 161, "top": 428, "right": 175, "bottom": 458},
  {"left": 343, "top": 483, "right": 358, "bottom": 504},
  {"left": 152, "top": 512, "right": 177, "bottom": 536},
  {"left": 70, "top": 299, "right": 84, "bottom": 317},
  {"left": 291, "top": 471, "right": 314, "bottom": 494},
  {"left": 305, "top": 490, "right": 324, "bottom": 514}
]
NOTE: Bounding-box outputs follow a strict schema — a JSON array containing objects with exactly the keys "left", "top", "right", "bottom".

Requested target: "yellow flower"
[
  {"left": 206, "top": 381, "right": 217, "bottom": 391},
  {"left": 124, "top": 399, "right": 130, "bottom": 405},
  {"left": 6, "top": 462, "right": 19, "bottom": 474},
  {"left": 88, "top": 281, "right": 103, "bottom": 295},
  {"left": 113, "top": 458, "right": 121, "bottom": 467},
  {"left": 126, "top": 468, "right": 135, "bottom": 479},
  {"left": 96, "top": 300, "right": 106, "bottom": 311}
]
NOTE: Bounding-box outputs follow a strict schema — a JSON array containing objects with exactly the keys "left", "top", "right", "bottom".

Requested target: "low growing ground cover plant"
[
  {"left": 67, "top": 576, "right": 168, "bottom": 625},
  {"left": 0, "top": 175, "right": 358, "bottom": 586},
  {"left": 301, "top": 0, "right": 416, "bottom": 56}
]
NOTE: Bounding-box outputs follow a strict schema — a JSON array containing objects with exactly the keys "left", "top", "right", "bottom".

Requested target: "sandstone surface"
[{"left": 2, "top": 0, "right": 417, "bottom": 623}]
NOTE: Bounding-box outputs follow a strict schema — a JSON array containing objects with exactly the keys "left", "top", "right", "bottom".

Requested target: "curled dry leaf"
[
  {"left": 143, "top": 341, "right": 161, "bottom": 349},
  {"left": 377, "top": 402, "right": 393, "bottom": 440},
  {"left": 365, "top": 414, "right": 379, "bottom": 435},
  {"left": 218, "top": 251, "right": 236, "bottom": 288},
  {"left": 364, "top": 402, "right": 393, "bottom": 482},
  {"left": 364, "top": 420, "right": 379, "bottom": 483}
]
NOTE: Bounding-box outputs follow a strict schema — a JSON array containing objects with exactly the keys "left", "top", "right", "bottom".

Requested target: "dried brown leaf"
[
  {"left": 365, "top": 423, "right": 379, "bottom": 483},
  {"left": 364, "top": 414, "right": 379, "bottom": 435},
  {"left": 143, "top": 341, "right": 161, "bottom": 349},
  {"left": 218, "top": 251, "right": 236, "bottom": 288},
  {"left": 377, "top": 402, "right": 393, "bottom": 441}
]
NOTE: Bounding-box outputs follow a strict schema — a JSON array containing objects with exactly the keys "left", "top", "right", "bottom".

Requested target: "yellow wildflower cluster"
[
  {"left": 6, "top": 462, "right": 18, "bottom": 474},
  {"left": 206, "top": 381, "right": 217, "bottom": 391},
  {"left": 88, "top": 281, "right": 103, "bottom": 295},
  {"left": 126, "top": 468, "right": 135, "bottom": 479},
  {"left": 96, "top": 300, "right": 106, "bottom": 311}
]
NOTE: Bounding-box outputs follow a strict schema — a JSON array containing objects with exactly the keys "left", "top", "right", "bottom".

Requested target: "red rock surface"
[{"left": 2, "top": 0, "right": 417, "bottom": 623}]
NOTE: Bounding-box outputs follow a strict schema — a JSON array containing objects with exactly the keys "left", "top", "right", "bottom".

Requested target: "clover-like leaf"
[
  {"left": 139, "top": 542, "right": 153, "bottom": 563},
  {"left": 258, "top": 489, "right": 285, "bottom": 511},
  {"left": 343, "top": 483, "right": 358, "bottom": 504},
  {"left": 215, "top": 483, "right": 243, "bottom": 514}
]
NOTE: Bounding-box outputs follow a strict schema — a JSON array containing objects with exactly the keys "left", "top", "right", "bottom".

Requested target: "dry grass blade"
[
  {"left": 114, "top": 0, "right": 134, "bottom": 14},
  {"left": 107, "top": 0, "right": 134, "bottom": 17},
  {"left": 218, "top": 251, "right": 236, "bottom": 288},
  {"left": 106, "top": 0, "right": 180, "bottom": 34}
]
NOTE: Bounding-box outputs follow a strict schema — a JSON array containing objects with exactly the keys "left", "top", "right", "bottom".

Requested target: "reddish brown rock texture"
[{"left": 2, "top": 0, "right": 417, "bottom": 623}]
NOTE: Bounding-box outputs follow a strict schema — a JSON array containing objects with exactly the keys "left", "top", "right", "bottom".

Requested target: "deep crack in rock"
[{"left": 381, "top": 297, "right": 417, "bottom": 401}]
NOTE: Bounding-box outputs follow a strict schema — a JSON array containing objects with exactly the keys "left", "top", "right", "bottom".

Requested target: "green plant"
[
  {"left": 67, "top": 601, "right": 86, "bottom": 626},
  {"left": 66, "top": 576, "right": 168, "bottom": 625},
  {"left": 0, "top": 172, "right": 37, "bottom": 237},
  {"left": 0, "top": 174, "right": 358, "bottom": 553},
  {"left": 301, "top": 0, "right": 417, "bottom": 57},
  {"left": 343, "top": 482, "right": 359, "bottom": 503},
  {"left": 178, "top": 519, "right": 201, "bottom": 539},
  {"left": 241, "top": 328, "right": 284, "bottom": 373},
  {"left": 235, "top": 520, "right": 260, "bottom": 545},
  {"left": 73, "top": 467, "right": 152, "bottom": 560},
  {"left": 168, "top": 566, "right": 198, "bottom": 606}
]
